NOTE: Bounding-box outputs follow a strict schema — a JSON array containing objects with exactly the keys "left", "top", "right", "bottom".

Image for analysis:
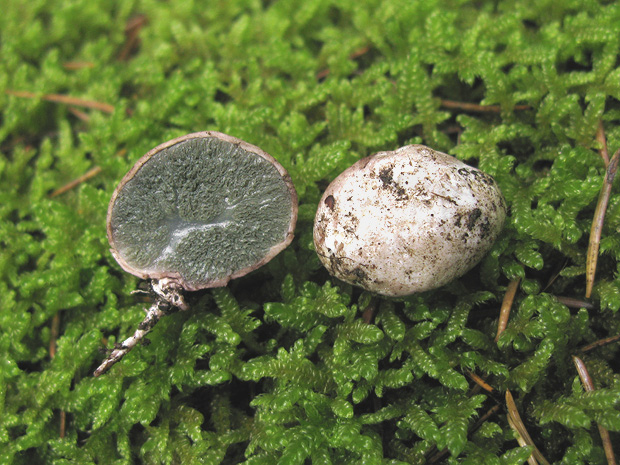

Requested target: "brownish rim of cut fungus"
[{"left": 106, "top": 131, "right": 298, "bottom": 291}]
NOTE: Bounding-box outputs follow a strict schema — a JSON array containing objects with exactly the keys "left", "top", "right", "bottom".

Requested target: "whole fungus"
[
  {"left": 313, "top": 145, "right": 506, "bottom": 297},
  {"left": 96, "top": 131, "right": 297, "bottom": 376}
]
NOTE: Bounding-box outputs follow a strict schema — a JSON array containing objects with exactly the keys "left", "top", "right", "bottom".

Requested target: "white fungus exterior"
[{"left": 313, "top": 145, "right": 506, "bottom": 297}]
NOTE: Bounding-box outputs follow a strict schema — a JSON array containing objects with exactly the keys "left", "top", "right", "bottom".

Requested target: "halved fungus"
[{"left": 95, "top": 132, "right": 297, "bottom": 376}]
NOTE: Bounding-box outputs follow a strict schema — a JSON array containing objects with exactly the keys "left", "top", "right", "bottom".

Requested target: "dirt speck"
[
  {"left": 379, "top": 166, "right": 394, "bottom": 186},
  {"left": 378, "top": 165, "right": 408, "bottom": 200},
  {"left": 466, "top": 208, "right": 482, "bottom": 230}
]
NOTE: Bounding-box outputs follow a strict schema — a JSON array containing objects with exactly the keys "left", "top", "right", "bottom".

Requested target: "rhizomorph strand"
[{"left": 93, "top": 279, "right": 187, "bottom": 377}]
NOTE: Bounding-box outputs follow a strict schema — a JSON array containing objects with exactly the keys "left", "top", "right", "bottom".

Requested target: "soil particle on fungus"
[
  {"left": 313, "top": 144, "right": 506, "bottom": 297},
  {"left": 378, "top": 166, "right": 394, "bottom": 186},
  {"left": 378, "top": 165, "right": 408, "bottom": 200},
  {"left": 466, "top": 208, "right": 482, "bottom": 230},
  {"left": 351, "top": 266, "right": 370, "bottom": 284}
]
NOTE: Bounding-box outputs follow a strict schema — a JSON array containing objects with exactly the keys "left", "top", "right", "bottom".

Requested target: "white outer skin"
[{"left": 313, "top": 145, "right": 506, "bottom": 297}]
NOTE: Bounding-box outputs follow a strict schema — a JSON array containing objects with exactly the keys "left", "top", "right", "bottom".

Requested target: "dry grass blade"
[
  {"left": 505, "top": 390, "right": 550, "bottom": 465},
  {"left": 5, "top": 89, "right": 115, "bottom": 113},
  {"left": 49, "top": 166, "right": 102, "bottom": 198},
  {"left": 573, "top": 356, "right": 618, "bottom": 465},
  {"left": 495, "top": 279, "right": 520, "bottom": 343},
  {"left": 586, "top": 148, "right": 620, "bottom": 298}
]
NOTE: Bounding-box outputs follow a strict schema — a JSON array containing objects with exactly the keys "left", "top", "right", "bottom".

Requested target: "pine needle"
[
  {"left": 467, "top": 371, "right": 494, "bottom": 393},
  {"left": 62, "top": 61, "right": 95, "bottom": 70},
  {"left": 554, "top": 295, "right": 595, "bottom": 310},
  {"left": 573, "top": 356, "right": 618, "bottom": 465},
  {"left": 441, "top": 99, "right": 530, "bottom": 113},
  {"left": 118, "top": 14, "right": 148, "bottom": 61},
  {"left": 596, "top": 121, "right": 610, "bottom": 166},
  {"left": 495, "top": 279, "right": 520, "bottom": 343},
  {"left": 5, "top": 89, "right": 115, "bottom": 113},
  {"left": 578, "top": 333, "right": 620, "bottom": 353},
  {"left": 505, "top": 390, "right": 550, "bottom": 465},
  {"left": 68, "top": 106, "right": 91, "bottom": 122},
  {"left": 586, "top": 148, "right": 620, "bottom": 298},
  {"left": 49, "top": 166, "right": 102, "bottom": 198}
]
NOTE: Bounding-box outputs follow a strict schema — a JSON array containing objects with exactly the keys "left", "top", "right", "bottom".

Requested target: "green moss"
[{"left": 2, "top": 0, "right": 620, "bottom": 463}]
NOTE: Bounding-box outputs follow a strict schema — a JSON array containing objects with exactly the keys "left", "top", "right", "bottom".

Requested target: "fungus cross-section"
[{"left": 108, "top": 135, "right": 295, "bottom": 289}]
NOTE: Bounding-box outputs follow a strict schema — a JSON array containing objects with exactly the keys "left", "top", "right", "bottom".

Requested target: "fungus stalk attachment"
[
  {"left": 94, "top": 279, "right": 187, "bottom": 377},
  {"left": 99, "top": 132, "right": 297, "bottom": 375}
]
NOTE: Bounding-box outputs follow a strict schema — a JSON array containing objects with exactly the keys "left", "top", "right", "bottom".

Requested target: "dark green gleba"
[{"left": 96, "top": 132, "right": 298, "bottom": 376}]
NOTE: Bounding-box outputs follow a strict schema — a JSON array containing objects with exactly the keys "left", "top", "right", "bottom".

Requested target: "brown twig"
[
  {"left": 586, "top": 148, "right": 620, "bottom": 298},
  {"left": 505, "top": 390, "right": 550, "bottom": 465},
  {"left": 578, "top": 333, "right": 620, "bottom": 353},
  {"left": 573, "top": 356, "right": 618, "bottom": 465},
  {"left": 49, "top": 166, "right": 102, "bottom": 198},
  {"left": 495, "top": 279, "right": 520, "bottom": 343},
  {"left": 5, "top": 89, "right": 115, "bottom": 113},
  {"left": 440, "top": 99, "right": 530, "bottom": 113}
]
